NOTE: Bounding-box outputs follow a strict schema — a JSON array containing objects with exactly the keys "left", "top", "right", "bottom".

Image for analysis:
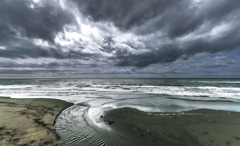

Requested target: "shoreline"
[{"left": 0, "top": 97, "right": 73, "bottom": 146}]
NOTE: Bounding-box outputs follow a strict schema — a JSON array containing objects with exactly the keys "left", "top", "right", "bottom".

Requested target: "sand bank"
[
  {"left": 0, "top": 97, "right": 73, "bottom": 146},
  {"left": 103, "top": 107, "right": 240, "bottom": 146},
  {"left": 3, "top": 95, "right": 240, "bottom": 146}
]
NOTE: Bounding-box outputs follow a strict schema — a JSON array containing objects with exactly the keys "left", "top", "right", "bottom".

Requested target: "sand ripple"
[{"left": 55, "top": 105, "right": 141, "bottom": 146}]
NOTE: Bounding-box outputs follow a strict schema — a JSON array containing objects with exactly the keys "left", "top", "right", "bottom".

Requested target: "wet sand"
[
  {"left": 103, "top": 107, "right": 240, "bottom": 146},
  {"left": 0, "top": 97, "right": 73, "bottom": 146}
]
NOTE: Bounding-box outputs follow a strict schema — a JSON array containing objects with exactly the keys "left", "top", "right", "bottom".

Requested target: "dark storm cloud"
[
  {"left": 0, "top": 0, "right": 73, "bottom": 42},
  {"left": 0, "top": 46, "right": 61, "bottom": 59},
  {"left": 0, "top": 0, "right": 240, "bottom": 77},
  {"left": 75, "top": 0, "right": 240, "bottom": 36},
  {"left": 74, "top": 0, "right": 240, "bottom": 67},
  {"left": 115, "top": 45, "right": 183, "bottom": 67},
  {"left": 115, "top": 32, "right": 240, "bottom": 67},
  {"left": 0, "top": 44, "right": 93, "bottom": 59},
  {"left": 0, "top": 0, "right": 97, "bottom": 60},
  {"left": 74, "top": 0, "right": 182, "bottom": 32}
]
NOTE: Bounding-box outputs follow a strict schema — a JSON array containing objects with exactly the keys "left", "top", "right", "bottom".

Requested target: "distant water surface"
[{"left": 0, "top": 78, "right": 240, "bottom": 102}]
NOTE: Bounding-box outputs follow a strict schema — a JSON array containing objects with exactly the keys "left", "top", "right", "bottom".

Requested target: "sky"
[{"left": 0, "top": 0, "right": 240, "bottom": 78}]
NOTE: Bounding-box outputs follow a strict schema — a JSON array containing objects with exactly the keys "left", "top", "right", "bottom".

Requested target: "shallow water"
[{"left": 1, "top": 78, "right": 240, "bottom": 145}]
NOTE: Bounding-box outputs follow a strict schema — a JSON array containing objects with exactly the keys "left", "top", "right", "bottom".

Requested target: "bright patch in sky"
[
  {"left": 32, "top": 0, "right": 39, "bottom": 3},
  {"left": 0, "top": 46, "right": 6, "bottom": 50}
]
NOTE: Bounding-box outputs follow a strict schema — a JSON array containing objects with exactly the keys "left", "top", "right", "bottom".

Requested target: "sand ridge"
[{"left": 0, "top": 97, "right": 73, "bottom": 146}]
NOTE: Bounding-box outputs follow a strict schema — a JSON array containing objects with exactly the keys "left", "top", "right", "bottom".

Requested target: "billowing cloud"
[
  {"left": 0, "top": 0, "right": 73, "bottom": 42},
  {"left": 0, "top": 0, "right": 240, "bottom": 77}
]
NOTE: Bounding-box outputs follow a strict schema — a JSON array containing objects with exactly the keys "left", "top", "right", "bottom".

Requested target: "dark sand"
[
  {"left": 0, "top": 97, "right": 73, "bottom": 146},
  {"left": 103, "top": 108, "right": 240, "bottom": 146}
]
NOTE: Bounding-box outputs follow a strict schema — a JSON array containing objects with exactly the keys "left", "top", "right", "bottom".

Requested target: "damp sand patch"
[
  {"left": 103, "top": 107, "right": 240, "bottom": 146},
  {"left": 0, "top": 97, "right": 73, "bottom": 146}
]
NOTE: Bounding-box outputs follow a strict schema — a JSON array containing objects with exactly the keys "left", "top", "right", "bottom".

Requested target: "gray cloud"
[
  {"left": 0, "top": 0, "right": 74, "bottom": 42},
  {"left": 115, "top": 45, "right": 183, "bottom": 67},
  {"left": 74, "top": 0, "right": 240, "bottom": 67},
  {"left": 0, "top": 0, "right": 79, "bottom": 62},
  {"left": 74, "top": 0, "right": 182, "bottom": 32},
  {"left": 0, "top": 0, "right": 240, "bottom": 77},
  {"left": 75, "top": 0, "right": 240, "bottom": 36}
]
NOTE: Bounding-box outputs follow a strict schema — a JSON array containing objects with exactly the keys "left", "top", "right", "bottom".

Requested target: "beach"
[
  {"left": 1, "top": 78, "right": 240, "bottom": 145},
  {"left": 1, "top": 96, "right": 240, "bottom": 146},
  {"left": 103, "top": 107, "right": 240, "bottom": 146},
  {"left": 0, "top": 97, "right": 73, "bottom": 146}
]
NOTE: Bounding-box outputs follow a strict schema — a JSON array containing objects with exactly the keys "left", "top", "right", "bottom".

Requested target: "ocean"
[
  {"left": 1, "top": 78, "right": 240, "bottom": 145},
  {"left": 1, "top": 78, "right": 240, "bottom": 117},
  {"left": 0, "top": 78, "right": 240, "bottom": 107}
]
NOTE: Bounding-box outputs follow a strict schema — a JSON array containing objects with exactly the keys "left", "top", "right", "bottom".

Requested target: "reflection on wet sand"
[{"left": 55, "top": 97, "right": 240, "bottom": 146}]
